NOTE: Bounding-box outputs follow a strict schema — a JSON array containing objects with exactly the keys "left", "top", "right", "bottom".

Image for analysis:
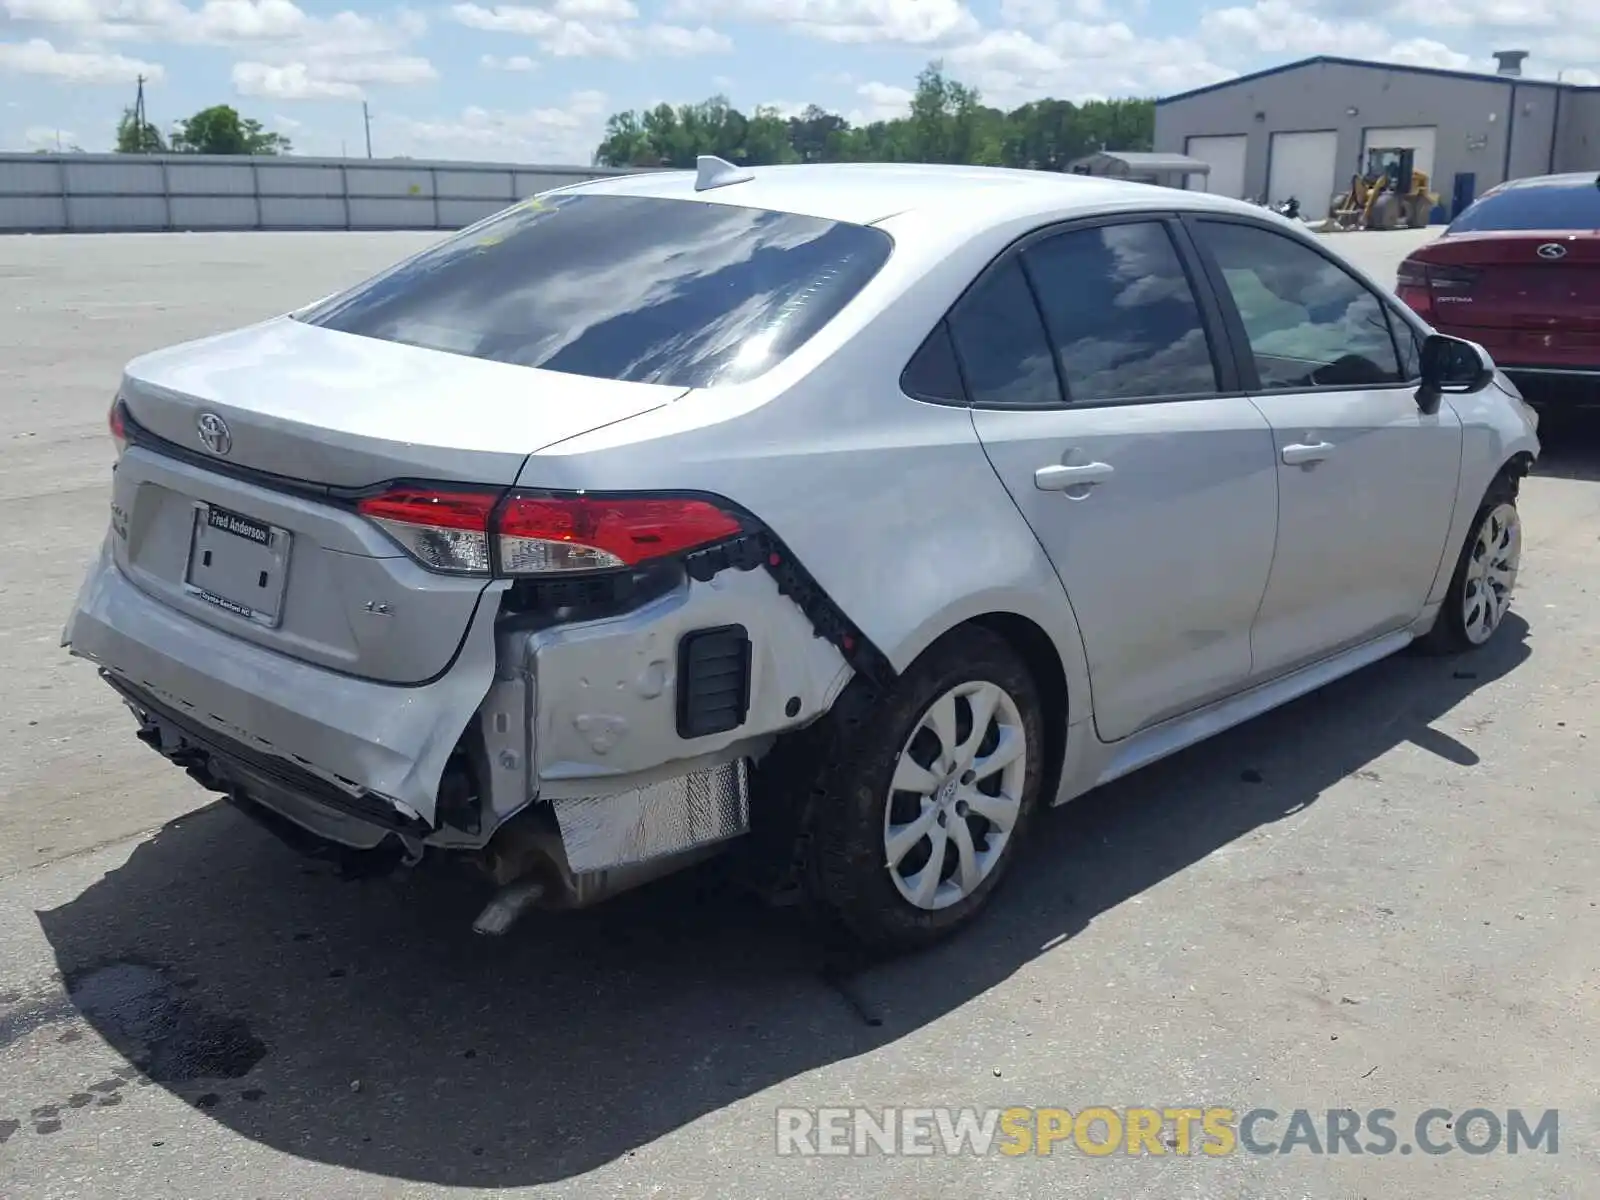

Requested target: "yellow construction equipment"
[{"left": 1327, "top": 147, "right": 1440, "bottom": 231}]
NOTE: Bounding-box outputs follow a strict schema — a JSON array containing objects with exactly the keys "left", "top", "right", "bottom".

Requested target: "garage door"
[
  {"left": 1362, "top": 126, "right": 1436, "bottom": 182},
  {"left": 1268, "top": 130, "right": 1339, "bottom": 217},
  {"left": 1185, "top": 134, "right": 1247, "bottom": 198}
]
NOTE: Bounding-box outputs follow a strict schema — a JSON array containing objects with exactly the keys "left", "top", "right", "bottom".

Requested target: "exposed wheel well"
[
  {"left": 1499, "top": 451, "right": 1535, "bottom": 494},
  {"left": 967, "top": 612, "right": 1070, "bottom": 810}
]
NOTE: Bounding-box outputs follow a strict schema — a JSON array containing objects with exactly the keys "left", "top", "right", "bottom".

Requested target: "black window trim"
[
  {"left": 899, "top": 210, "right": 1244, "bottom": 412},
  {"left": 1179, "top": 212, "right": 1422, "bottom": 397}
]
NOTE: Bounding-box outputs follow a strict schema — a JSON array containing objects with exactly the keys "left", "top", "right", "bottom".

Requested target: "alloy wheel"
[
  {"left": 1462, "top": 501, "right": 1521, "bottom": 645},
  {"left": 882, "top": 679, "right": 1029, "bottom": 911}
]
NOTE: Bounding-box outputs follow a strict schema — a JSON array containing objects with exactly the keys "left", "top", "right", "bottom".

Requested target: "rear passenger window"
[
  {"left": 1022, "top": 222, "right": 1219, "bottom": 401},
  {"left": 947, "top": 259, "right": 1062, "bottom": 409},
  {"left": 901, "top": 321, "right": 966, "bottom": 403}
]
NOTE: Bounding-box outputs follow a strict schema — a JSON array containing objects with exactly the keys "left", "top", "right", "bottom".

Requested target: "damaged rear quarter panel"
[{"left": 504, "top": 569, "right": 853, "bottom": 794}]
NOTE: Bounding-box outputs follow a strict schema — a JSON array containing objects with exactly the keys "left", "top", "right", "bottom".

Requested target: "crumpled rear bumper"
[{"left": 63, "top": 539, "right": 505, "bottom": 830}]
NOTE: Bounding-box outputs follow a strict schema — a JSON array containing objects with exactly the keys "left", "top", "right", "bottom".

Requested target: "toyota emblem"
[
  {"left": 196, "top": 411, "right": 232, "bottom": 456},
  {"left": 1536, "top": 242, "right": 1568, "bottom": 260}
]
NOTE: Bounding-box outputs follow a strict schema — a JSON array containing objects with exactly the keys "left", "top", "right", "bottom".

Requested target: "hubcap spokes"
[
  {"left": 884, "top": 680, "right": 1028, "bottom": 911},
  {"left": 1462, "top": 502, "right": 1521, "bottom": 646}
]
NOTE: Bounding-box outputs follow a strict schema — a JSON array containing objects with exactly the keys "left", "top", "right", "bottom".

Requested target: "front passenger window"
[{"left": 1194, "top": 220, "right": 1404, "bottom": 390}]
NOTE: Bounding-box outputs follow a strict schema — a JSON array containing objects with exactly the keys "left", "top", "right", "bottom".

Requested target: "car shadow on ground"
[{"left": 34, "top": 616, "right": 1529, "bottom": 1188}]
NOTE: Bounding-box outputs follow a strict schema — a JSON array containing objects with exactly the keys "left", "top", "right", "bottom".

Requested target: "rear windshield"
[
  {"left": 1448, "top": 180, "right": 1600, "bottom": 233},
  {"left": 298, "top": 193, "right": 893, "bottom": 389}
]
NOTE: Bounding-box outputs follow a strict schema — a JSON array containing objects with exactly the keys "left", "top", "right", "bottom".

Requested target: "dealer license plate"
[{"left": 183, "top": 503, "right": 292, "bottom": 628}]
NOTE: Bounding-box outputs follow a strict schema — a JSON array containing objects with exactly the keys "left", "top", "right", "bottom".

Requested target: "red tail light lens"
[
  {"left": 357, "top": 489, "right": 497, "bottom": 574},
  {"left": 109, "top": 398, "right": 128, "bottom": 456},
  {"left": 357, "top": 488, "right": 745, "bottom": 577},
  {"left": 1396, "top": 258, "right": 1480, "bottom": 320},
  {"left": 498, "top": 495, "right": 744, "bottom": 575}
]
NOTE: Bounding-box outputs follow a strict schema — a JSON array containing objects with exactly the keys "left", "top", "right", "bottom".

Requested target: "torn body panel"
[{"left": 510, "top": 567, "right": 853, "bottom": 790}]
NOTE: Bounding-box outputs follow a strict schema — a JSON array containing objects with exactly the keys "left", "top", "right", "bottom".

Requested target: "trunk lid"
[
  {"left": 112, "top": 317, "right": 686, "bottom": 684},
  {"left": 1417, "top": 232, "right": 1600, "bottom": 333},
  {"left": 121, "top": 315, "right": 687, "bottom": 488}
]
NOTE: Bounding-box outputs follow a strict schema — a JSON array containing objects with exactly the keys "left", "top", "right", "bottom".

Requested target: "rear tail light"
[
  {"left": 357, "top": 488, "right": 745, "bottom": 577},
  {"left": 109, "top": 398, "right": 128, "bottom": 456},
  {"left": 1396, "top": 259, "right": 1480, "bottom": 319},
  {"left": 357, "top": 489, "right": 497, "bottom": 574}
]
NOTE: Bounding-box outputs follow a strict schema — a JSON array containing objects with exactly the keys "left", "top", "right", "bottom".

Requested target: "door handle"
[
  {"left": 1281, "top": 441, "right": 1334, "bottom": 466},
  {"left": 1035, "top": 462, "right": 1114, "bottom": 491}
]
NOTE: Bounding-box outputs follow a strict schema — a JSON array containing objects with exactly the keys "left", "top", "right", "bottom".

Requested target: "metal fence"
[{"left": 0, "top": 153, "right": 649, "bottom": 234}]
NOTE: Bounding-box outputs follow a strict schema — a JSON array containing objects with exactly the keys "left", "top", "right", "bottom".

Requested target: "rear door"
[
  {"left": 1185, "top": 215, "right": 1463, "bottom": 680},
  {"left": 956, "top": 215, "right": 1280, "bottom": 743}
]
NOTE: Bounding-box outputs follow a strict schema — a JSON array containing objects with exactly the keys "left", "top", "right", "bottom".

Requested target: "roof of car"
[
  {"left": 560, "top": 160, "right": 1250, "bottom": 226},
  {"left": 1494, "top": 171, "right": 1600, "bottom": 190}
]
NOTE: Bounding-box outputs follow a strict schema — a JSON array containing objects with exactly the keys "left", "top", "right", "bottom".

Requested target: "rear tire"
[
  {"left": 1415, "top": 476, "right": 1522, "bottom": 655},
  {"left": 804, "top": 627, "right": 1044, "bottom": 954},
  {"left": 1370, "top": 193, "right": 1400, "bottom": 231}
]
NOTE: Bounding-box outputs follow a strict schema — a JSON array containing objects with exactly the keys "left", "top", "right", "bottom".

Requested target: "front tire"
[
  {"left": 806, "top": 627, "right": 1045, "bottom": 953},
  {"left": 1416, "top": 477, "right": 1522, "bottom": 655}
]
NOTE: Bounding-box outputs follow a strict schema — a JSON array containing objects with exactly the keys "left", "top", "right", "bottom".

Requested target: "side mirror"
[{"left": 1416, "top": 333, "right": 1496, "bottom": 415}]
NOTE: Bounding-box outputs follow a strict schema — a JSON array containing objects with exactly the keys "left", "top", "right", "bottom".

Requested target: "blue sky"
[{"left": 3, "top": 0, "right": 1598, "bottom": 161}]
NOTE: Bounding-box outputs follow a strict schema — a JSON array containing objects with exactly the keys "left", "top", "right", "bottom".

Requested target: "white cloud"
[
  {"left": 233, "top": 61, "right": 361, "bottom": 98},
  {"left": 232, "top": 53, "right": 435, "bottom": 99},
  {"left": 393, "top": 89, "right": 607, "bottom": 164},
  {"left": 1198, "top": 1, "right": 1387, "bottom": 57},
  {"left": 24, "top": 123, "right": 75, "bottom": 146},
  {"left": 758, "top": 98, "right": 807, "bottom": 117},
  {"left": 641, "top": 23, "right": 732, "bottom": 53},
  {"left": 554, "top": 0, "right": 637, "bottom": 15},
  {"left": 998, "top": 0, "right": 1107, "bottom": 23},
  {"left": 481, "top": 52, "right": 539, "bottom": 70},
  {"left": 0, "top": 37, "right": 163, "bottom": 83},
  {"left": 939, "top": 23, "right": 1231, "bottom": 104},
  {"left": 2, "top": 0, "right": 432, "bottom": 99},
  {"left": 852, "top": 79, "right": 911, "bottom": 121},
  {"left": 665, "top": 0, "right": 979, "bottom": 45},
  {"left": 449, "top": 2, "right": 730, "bottom": 56},
  {"left": 1385, "top": 37, "right": 1473, "bottom": 69}
]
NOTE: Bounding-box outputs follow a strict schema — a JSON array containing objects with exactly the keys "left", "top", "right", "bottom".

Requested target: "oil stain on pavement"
[
  {"left": 64, "top": 960, "right": 267, "bottom": 1082},
  {"left": 0, "top": 961, "right": 267, "bottom": 1140}
]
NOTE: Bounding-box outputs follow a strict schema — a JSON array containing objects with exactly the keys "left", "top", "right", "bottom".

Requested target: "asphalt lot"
[{"left": 2, "top": 227, "right": 1598, "bottom": 1198}]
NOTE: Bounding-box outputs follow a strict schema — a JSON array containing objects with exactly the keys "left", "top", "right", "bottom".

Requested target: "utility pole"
[
  {"left": 362, "top": 101, "right": 373, "bottom": 159},
  {"left": 133, "top": 74, "right": 149, "bottom": 151}
]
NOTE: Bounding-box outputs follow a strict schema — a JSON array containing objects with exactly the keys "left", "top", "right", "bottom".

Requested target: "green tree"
[
  {"left": 116, "top": 106, "right": 166, "bottom": 153},
  {"left": 170, "top": 105, "right": 290, "bottom": 155},
  {"left": 590, "top": 62, "right": 1156, "bottom": 173}
]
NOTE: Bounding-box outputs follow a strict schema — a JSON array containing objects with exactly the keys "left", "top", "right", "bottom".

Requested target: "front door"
[
  {"left": 949, "top": 217, "right": 1280, "bottom": 742},
  {"left": 1186, "top": 216, "right": 1464, "bottom": 679}
]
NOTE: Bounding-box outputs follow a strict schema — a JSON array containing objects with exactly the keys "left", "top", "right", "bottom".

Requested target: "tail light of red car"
[
  {"left": 357, "top": 487, "right": 746, "bottom": 578},
  {"left": 1396, "top": 258, "right": 1480, "bottom": 320}
]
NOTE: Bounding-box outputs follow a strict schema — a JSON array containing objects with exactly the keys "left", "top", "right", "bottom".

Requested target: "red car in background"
[{"left": 1397, "top": 172, "right": 1600, "bottom": 406}]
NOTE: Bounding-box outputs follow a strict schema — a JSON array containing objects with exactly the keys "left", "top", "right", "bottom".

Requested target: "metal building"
[{"left": 1155, "top": 53, "right": 1600, "bottom": 221}]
